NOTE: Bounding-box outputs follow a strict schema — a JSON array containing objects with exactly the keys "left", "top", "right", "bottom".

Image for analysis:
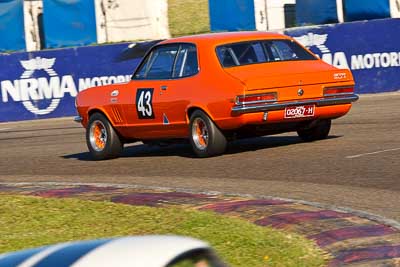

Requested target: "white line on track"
[
  {"left": 0, "top": 128, "right": 11, "bottom": 131},
  {"left": 346, "top": 148, "right": 400, "bottom": 159}
]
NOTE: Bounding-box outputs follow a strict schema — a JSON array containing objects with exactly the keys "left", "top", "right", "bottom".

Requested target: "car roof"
[
  {"left": 0, "top": 235, "right": 211, "bottom": 267},
  {"left": 160, "top": 31, "right": 289, "bottom": 47}
]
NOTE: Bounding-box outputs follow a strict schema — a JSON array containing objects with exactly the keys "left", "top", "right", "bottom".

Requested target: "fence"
[{"left": 0, "top": 43, "right": 140, "bottom": 122}]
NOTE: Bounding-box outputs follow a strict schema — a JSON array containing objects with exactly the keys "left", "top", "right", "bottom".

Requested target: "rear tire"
[
  {"left": 297, "top": 119, "right": 331, "bottom": 142},
  {"left": 86, "top": 113, "right": 123, "bottom": 160},
  {"left": 189, "top": 110, "right": 227, "bottom": 158}
]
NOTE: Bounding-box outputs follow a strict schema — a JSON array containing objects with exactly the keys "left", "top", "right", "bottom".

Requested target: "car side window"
[
  {"left": 172, "top": 44, "right": 199, "bottom": 78},
  {"left": 216, "top": 47, "right": 238, "bottom": 67},
  {"left": 134, "top": 45, "right": 179, "bottom": 80},
  {"left": 134, "top": 52, "right": 153, "bottom": 79}
]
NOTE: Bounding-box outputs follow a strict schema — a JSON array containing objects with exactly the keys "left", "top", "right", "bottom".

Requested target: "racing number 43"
[{"left": 136, "top": 88, "right": 154, "bottom": 119}]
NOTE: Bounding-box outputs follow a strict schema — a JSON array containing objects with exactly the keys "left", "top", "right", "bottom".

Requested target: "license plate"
[{"left": 284, "top": 105, "right": 315, "bottom": 119}]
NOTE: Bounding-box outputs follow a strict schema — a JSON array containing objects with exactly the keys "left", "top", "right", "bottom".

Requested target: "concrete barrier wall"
[
  {"left": 94, "top": 0, "right": 170, "bottom": 43},
  {"left": 22, "top": 0, "right": 170, "bottom": 52}
]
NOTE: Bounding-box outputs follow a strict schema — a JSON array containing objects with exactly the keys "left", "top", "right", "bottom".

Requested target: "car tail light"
[
  {"left": 324, "top": 86, "right": 354, "bottom": 97},
  {"left": 236, "top": 92, "right": 277, "bottom": 105}
]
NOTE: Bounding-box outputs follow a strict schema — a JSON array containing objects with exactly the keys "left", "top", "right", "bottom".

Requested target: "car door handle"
[
  {"left": 110, "top": 90, "right": 119, "bottom": 97},
  {"left": 161, "top": 86, "right": 168, "bottom": 91}
]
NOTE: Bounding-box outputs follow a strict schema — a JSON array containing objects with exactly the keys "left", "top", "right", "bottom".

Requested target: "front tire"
[
  {"left": 297, "top": 119, "right": 331, "bottom": 142},
  {"left": 86, "top": 113, "right": 123, "bottom": 160},
  {"left": 189, "top": 110, "right": 227, "bottom": 158}
]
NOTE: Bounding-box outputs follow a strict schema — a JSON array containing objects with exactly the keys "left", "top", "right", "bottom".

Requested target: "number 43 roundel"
[{"left": 136, "top": 88, "right": 154, "bottom": 119}]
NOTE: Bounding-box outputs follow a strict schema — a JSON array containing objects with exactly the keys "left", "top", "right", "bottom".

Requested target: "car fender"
[
  {"left": 86, "top": 107, "right": 113, "bottom": 126},
  {"left": 185, "top": 104, "right": 216, "bottom": 123}
]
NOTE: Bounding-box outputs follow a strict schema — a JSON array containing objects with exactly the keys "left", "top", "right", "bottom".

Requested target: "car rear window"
[{"left": 216, "top": 39, "right": 317, "bottom": 67}]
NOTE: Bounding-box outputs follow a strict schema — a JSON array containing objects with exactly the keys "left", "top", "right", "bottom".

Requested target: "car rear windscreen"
[{"left": 216, "top": 39, "right": 317, "bottom": 67}]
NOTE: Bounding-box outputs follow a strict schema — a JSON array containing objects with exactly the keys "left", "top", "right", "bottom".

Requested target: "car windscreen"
[{"left": 216, "top": 39, "right": 317, "bottom": 68}]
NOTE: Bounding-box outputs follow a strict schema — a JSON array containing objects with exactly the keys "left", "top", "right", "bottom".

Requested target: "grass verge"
[
  {"left": 168, "top": 0, "right": 210, "bottom": 37},
  {"left": 0, "top": 195, "right": 327, "bottom": 266}
]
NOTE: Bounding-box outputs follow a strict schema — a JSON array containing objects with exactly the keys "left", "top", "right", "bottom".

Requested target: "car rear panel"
[{"left": 224, "top": 60, "right": 354, "bottom": 102}]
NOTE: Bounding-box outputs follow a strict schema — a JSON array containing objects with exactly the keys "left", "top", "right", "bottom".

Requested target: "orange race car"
[{"left": 75, "top": 31, "right": 358, "bottom": 160}]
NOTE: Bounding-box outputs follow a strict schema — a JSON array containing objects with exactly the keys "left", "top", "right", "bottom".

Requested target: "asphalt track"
[{"left": 0, "top": 93, "right": 399, "bottom": 222}]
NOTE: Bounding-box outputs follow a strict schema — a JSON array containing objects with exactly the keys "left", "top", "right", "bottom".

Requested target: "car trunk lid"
[{"left": 224, "top": 60, "right": 354, "bottom": 101}]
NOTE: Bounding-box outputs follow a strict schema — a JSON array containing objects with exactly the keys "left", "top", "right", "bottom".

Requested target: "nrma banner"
[
  {"left": 0, "top": 43, "right": 141, "bottom": 122},
  {"left": 285, "top": 18, "right": 400, "bottom": 94}
]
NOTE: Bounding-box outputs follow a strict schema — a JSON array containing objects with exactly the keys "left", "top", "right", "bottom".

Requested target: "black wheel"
[
  {"left": 189, "top": 110, "right": 227, "bottom": 158},
  {"left": 297, "top": 119, "right": 331, "bottom": 142},
  {"left": 86, "top": 113, "right": 123, "bottom": 160}
]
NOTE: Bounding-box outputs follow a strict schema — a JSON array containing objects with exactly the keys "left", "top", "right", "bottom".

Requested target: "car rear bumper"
[{"left": 231, "top": 94, "right": 359, "bottom": 115}]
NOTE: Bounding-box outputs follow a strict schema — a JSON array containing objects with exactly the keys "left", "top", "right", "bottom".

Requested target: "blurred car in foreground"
[
  {"left": 75, "top": 31, "right": 358, "bottom": 159},
  {"left": 0, "top": 235, "right": 226, "bottom": 267}
]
